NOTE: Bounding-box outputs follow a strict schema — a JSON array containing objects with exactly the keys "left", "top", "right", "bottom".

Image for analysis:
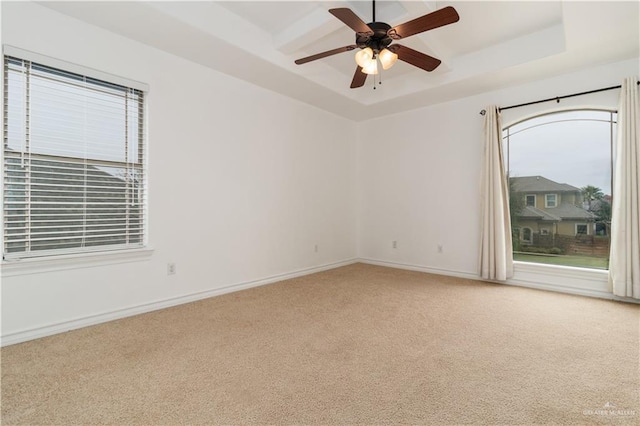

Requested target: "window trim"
[
  {"left": 1, "top": 246, "right": 154, "bottom": 277},
  {"left": 575, "top": 223, "right": 588, "bottom": 236},
  {"left": 521, "top": 227, "right": 533, "bottom": 244},
  {"left": 2, "top": 46, "right": 150, "bottom": 261},
  {"left": 545, "top": 193, "right": 558, "bottom": 208},
  {"left": 525, "top": 194, "right": 536, "bottom": 206},
  {"left": 503, "top": 108, "right": 615, "bottom": 279},
  {"left": 2, "top": 45, "right": 149, "bottom": 92}
]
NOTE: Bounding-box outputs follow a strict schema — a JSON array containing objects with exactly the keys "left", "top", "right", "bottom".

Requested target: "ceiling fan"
[{"left": 294, "top": 1, "right": 459, "bottom": 89}]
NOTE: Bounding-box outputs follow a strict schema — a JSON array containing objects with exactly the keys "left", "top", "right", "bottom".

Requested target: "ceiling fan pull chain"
[{"left": 372, "top": 55, "right": 377, "bottom": 89}]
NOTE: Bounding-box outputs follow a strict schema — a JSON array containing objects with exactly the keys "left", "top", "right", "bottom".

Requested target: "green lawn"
[{"left": 514, "top": 252, "right": 609, "bottom": 269}]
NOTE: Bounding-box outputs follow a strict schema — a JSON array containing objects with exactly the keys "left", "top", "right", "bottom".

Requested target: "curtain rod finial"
[{"left": 480, "top": 109, "right": 486, "bottom": 116}]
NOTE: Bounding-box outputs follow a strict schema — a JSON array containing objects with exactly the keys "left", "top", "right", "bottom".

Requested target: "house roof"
[
  {"left": 519, "top": 206, "right": 561, "bottom": 221},
  {"left": 547, "top": 203, "right": 597, "bottom": 220},
  {"left": 511, "top": 176, "right": 580, "bottom": 193},
  {"left": 517, "top": 203, "right": 596, "bottom": 222}
]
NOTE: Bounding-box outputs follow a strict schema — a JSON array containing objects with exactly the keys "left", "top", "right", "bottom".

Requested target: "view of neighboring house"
[
  {"left": 510, "top": 176, "right": 597, "bottom": 244},
  {"left": 4, "top": 154, "right": 142, "bottom": 256}
]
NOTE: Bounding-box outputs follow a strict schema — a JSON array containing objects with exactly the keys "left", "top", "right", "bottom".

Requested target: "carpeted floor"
[{"left": 1, "top": 263, "right": 639, "bottom": 425}]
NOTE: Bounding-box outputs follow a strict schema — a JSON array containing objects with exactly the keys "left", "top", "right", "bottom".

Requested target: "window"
[
  {"left": 545, "top": 194, "right": 557, "bottom": 208},
  {"left": 3, "top": 53, "right": 146, "bottom": 260},
  {"left": 525, "top": 194, "right": 536, "bottom": 206},
  {"left": 504, "top": 110, "right": 614, "bottom": 270},
  {"left": 595, "top": 222, "right": 607, "bottom": 236}
]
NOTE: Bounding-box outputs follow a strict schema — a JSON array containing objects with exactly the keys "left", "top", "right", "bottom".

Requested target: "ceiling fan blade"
[
  {"left": 329, "top": 8, "right": 374, "bottom": 36},
  {"left": 388, "top": 6, "right": 459, "bottom": 40},
  {"left": 388, "top": 44, "right": 441, "bottom": 72},
  {"left": 350, "top": 66, "right": 367, "bottom": 89},
  {"left": 295, "top": 45, "right": 357, "bottom": 65}
]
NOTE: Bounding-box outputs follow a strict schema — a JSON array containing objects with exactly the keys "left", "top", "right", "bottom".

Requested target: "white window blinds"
[{"left": 3, "top": 54, "right": 146, "bottom": 259}]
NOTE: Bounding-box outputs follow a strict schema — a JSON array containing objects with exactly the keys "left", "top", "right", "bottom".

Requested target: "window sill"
[
  {"left": 1, "top": 247, "right": 154, "bottom": 277},
  {"left": 508, "top": 260, "right": 609, "bottom": 297},
  {"left": 513, "top": 260, "right": 608, "bottom": 279}
]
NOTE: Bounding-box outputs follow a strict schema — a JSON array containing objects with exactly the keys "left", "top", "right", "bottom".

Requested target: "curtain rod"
[{"left": 479, "top": 81, "right": 640, "bottom": 115}]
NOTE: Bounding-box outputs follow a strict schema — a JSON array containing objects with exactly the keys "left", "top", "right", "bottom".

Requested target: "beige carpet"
[{"left": 1, "top": 263, "right": 639, "bottom": 425}]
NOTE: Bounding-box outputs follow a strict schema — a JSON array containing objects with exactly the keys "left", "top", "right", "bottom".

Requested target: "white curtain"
[
  {"left": 609, "top": 77, "right": 640, "bottom": 299},
  {"left": 479, "top": 106, "right": 514, "bottom": 281}
]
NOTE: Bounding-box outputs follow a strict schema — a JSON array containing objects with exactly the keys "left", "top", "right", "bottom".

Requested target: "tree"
[
  {"left": 508, "top": 173, "right": 525, "bottom": 250},
  {"left": 581, "top": 185, "right": 611, "bottom": 236},
  {"left": 592, "top": 197, "right": 612, "bottom": 236},
  {"left": 581, "top": 185, "right": 604, "bottom": 211},
  {"left": 508, "top": 175, "right": 525, "bottom": 224}
]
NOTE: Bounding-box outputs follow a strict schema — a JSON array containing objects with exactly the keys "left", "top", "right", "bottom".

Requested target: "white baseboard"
[
  {"left": 1, "top": 258, "right": 358, "bottom": 347},
  {"left": 357, "top": 257, "right": 639, "bottom": 304},
  {"left": 503, "top": 276, "right": 640, "bottom": 303},
  {"left": 503, "top": 277, "right": 610, "bottom": 299},
  {"left": 358, "top": 258, "right": 479, "bottom": 280}
]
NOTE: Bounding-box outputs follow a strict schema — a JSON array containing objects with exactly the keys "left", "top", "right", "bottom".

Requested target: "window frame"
[
  {"left": 503, "top": 107, "right": 615, "bottom": 275},
  {"left": 525, "top": 194, "right": 536, "bottom": 207},
  {"left": 501, "top": 104, "right": 621, "bottom": 298},
  {"left": 2, "top": 46, "right": 150, "bottom": 264},
  {"left": 595, "top": 222, "right": 607, "bottom": 236},
  {"left": 545, "top": 193, "right": 558, "bottom": 208},
  {"left": 575, "top": 223, "right": 588, "bottom": 236}
]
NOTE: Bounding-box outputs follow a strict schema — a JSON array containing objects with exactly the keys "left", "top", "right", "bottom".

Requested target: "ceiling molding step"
[
  {"left": 400, "top": 0, "right": 437, "bottom": 18},
  {"left": 451, "top": 24, "right": 567, "bottom": 81},
  {"left": 147, "top": 1, "right": 272, "bottom": 56},
  {"left": 273, "top": 7, "right": 343, "bottom": 54}
]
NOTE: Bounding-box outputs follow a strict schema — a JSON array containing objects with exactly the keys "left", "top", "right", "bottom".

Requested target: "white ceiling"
[{"left": 40, "top": 1, "right": 639, "bottom": 121}]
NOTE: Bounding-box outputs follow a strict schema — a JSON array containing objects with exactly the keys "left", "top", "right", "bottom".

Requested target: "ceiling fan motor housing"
[{"left": 356, "top": 22, "right": 393, "bottom": 53}]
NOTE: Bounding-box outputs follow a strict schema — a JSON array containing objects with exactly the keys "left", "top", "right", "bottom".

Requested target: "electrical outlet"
[
  {"left": 167, "top": 263, "right": 176, "bottom": 275},
  {"left": 392, "top": 240, "right": 397, "bottom": 249}
]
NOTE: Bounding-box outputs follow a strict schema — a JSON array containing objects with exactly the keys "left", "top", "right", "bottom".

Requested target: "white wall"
[
  {"left": 357, "top": 99, "right": 483, "bottom": 275},
  {"left": 357, "top": 57, "right": 639, "bottom": 297},
  {"left": 0, "top": 2, "right": 358, "bottom": 344}
]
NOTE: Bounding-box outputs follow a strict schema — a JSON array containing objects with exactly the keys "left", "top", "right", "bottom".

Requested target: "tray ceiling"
[{"left": 39, "top": 1, "right": 640, "bottom": 121}]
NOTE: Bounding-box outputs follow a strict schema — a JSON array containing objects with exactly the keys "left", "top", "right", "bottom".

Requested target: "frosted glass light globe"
[
  {"left": 378, "top": 48, "right": 398, "bottom": 70},
  {"left": 355, "top": 47, "right": 374, "bottom": 68},
  {"left": 361, "top": 59, "right": 379, "bottom": 75}
]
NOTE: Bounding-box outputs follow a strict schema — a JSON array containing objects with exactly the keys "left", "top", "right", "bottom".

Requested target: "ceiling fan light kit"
[
  {"left": 378, "top": 48, "right": 398, "bottom": 70},
  {"left": 355, "top": 47, "right": 397, "bottom": 75},
  {"left": 361, "top": 58, "right": 378, "bottom": 75},
  {"left": 354, "top": 47, "right": 374, "bottom": 68},
  {"left": 294, "top": 1, "right": 460, "bottom": 89}
]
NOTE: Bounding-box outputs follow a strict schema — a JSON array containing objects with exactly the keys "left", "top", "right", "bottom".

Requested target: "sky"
[{"left": 504, "top": 110, "right": 615, "bottom": 196}]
